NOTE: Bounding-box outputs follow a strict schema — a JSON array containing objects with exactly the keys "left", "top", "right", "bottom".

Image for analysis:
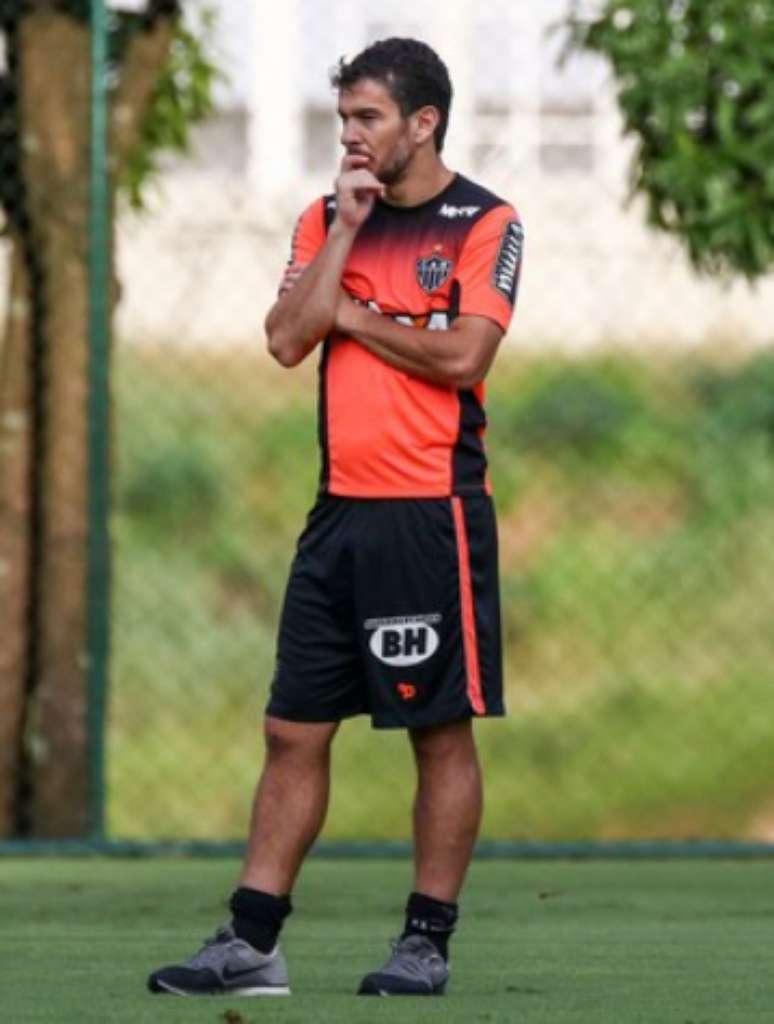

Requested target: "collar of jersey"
[{"left": 377, "top": 173, "right": 461, "bottom": 215}]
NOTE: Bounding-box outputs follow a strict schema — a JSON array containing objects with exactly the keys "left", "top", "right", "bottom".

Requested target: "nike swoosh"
[{"left": 222, "top": 964, "right": 262, "bottom": 981}]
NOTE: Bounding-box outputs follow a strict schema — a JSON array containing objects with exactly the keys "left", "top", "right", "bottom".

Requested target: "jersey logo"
[
  {"left": 492, "top": 220, "right": 524, "bottom": 306},
  {"left": 417, "top": 253, "right": 453, "bottom": 293},
  {"left": 439, "top": 203, "right": 481, "bottom": 219},
  {"left": 355, "top": 298, "right": 450, "bottom": 331}
]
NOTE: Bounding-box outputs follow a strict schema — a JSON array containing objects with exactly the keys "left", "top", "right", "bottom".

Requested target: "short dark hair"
[{"left": 331, "top": 38, "right": 453, "bottom": 152}]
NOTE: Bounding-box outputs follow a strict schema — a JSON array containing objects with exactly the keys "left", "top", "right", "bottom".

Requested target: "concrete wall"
[
  {"left": 114, "top": 162, "right": 774, "bottom": 352},
  {"left": 6, "top": 0, "right": 774, "bottom": 352}
]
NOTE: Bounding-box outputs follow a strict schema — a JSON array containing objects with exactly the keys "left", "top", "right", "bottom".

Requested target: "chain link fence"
[{"left": 4, "top": 0, "right": 774, "bottom": 844}]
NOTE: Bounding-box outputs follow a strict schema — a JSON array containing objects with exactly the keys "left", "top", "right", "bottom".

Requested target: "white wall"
[{"left": 5, "top": 1, "right": 774, "bottom": 353}]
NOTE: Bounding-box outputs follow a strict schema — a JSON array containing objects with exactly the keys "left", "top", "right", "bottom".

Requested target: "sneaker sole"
[
  {"left": 154, "top": 980, "right": 290, "bottom": 997},
  {"left": 358, "top": 976, "right": 447, "bottom": 996}
]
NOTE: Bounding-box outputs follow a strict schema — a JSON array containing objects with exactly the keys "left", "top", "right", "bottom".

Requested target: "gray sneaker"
[
  {"left": 147, "top": 924, "right": 290, "bottom": 996},
  {"left": 357, "top": 934, "right": 449, "bottom": 996}
]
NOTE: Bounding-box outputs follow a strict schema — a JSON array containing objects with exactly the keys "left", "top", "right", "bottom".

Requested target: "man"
[{"left": 148, "top": 36, "right": 523, "bottom": 998}]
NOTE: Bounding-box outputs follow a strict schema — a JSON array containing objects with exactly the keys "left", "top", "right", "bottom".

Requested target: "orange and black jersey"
[{"left": 289, "top": 173, "right": 524, "bottom": 498}]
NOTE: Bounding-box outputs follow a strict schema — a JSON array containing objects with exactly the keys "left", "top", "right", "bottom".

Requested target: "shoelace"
[
  {"left": 385, "top": 937, "right": 442, "bottom": 979},
  {"left": 188, "top": 928, "right": 233, "bottom": 968}
]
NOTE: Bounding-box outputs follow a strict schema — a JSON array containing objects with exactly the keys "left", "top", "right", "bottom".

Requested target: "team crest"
[{"left": 416, "top": 253, "right": 453, "bottom": 293}]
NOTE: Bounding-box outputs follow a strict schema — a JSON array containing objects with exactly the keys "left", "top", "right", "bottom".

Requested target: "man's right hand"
[
  {"left": 334, "top": 154, "right": 385, "bottom": 232},
  {"left": 278, "top": 262, "right": 307, "bottom": 297},
  {"left": 266, "top": 156, "right": 376, "bottom": 368}
]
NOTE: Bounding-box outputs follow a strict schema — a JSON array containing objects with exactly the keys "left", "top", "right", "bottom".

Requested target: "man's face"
[{"left": 338, "top": 78, "right": 417, "bottom": 186}]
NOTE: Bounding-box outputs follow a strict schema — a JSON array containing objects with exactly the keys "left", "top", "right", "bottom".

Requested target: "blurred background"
[{"left": 2, "top": 0, "right": 774, "bottom": 846}]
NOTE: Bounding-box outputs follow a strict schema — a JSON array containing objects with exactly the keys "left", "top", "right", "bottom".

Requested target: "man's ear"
[{"left": 413, "top": 105, "right": 441, "bottom": 146}]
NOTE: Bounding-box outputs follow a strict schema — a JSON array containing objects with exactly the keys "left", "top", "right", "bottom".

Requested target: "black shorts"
[{"left": 267, "top": 495, "right": 504, "bottom": 729}]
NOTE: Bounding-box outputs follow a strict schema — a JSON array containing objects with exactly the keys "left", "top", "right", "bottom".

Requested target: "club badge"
[{"left": 416, "top": 252, "right": 453, "bottom": 293}]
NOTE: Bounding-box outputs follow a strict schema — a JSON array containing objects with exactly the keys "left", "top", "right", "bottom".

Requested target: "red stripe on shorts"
[{"left": 451, "top": 497, "right": 485, "bottom": 715}]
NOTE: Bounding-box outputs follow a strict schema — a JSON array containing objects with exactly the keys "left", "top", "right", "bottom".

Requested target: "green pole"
[{"left": 87, "top": 0, "right": 111, "bottom": 840}]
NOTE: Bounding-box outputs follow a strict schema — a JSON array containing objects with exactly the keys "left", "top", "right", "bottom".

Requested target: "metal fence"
[{"left": 3, "top": 0, "right": 774, "bottom": 848}]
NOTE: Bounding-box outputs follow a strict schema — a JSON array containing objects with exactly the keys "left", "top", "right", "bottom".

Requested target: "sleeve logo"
[{"left": 492, "top": 220, "right": 524, "bottom": 306}]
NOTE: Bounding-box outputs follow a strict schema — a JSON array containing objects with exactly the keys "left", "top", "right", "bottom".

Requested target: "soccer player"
[{"left": 148, "top": 36, "right": 523, "bottom": 998}]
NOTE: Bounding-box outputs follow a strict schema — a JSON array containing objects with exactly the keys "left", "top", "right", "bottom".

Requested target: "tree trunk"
[
  {"left": 4, "top": 8, "right": 180, "bottom": 836},
  {"left": 18, "top": 12, "right": 93, "bottom": 836},
  {"left": 0, "top": 233, "right": 32, "bottom": 836}
]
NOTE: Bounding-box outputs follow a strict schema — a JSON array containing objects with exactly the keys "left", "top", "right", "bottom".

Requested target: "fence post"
[{"left": 87, "top": 0, "right": 111, "bottom": 840}]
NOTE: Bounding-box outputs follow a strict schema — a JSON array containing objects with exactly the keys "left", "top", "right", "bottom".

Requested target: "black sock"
[
  {"left": 229, "top": 887, "right": 292, "bottom": 954},
  {"left": 401, "top": 890, "right": 458, "bottom": 961}
]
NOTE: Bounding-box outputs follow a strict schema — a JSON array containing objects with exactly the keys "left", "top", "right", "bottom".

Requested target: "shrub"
[
  {"left": 510, "top": 365, "right": 644, "bottom": 459},
  {"left": 120, "top": 444, "right": 221, "bottom": 533}
]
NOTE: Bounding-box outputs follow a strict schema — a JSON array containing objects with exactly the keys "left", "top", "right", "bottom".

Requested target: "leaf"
[
  {"left": 566, "top": 0, "right": 774, "bottom": 281},
  {"left": 119, "top": 3, "right": 224, "bottom": 210}
]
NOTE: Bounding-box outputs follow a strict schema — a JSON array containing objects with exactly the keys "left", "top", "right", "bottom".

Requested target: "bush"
[
  {"left": 691, "top": 351, "right": 774, "bottom": 442},
  {"left": 509, "top": 365, "right": 644, "bottom": 458},
  {"left": 119, "top": 443, "right": 221, "bottom": 533}
]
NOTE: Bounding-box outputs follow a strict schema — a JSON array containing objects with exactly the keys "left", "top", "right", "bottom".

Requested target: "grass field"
[{"left": 4, "top": 856, "right": 774, "bottom": 1022}]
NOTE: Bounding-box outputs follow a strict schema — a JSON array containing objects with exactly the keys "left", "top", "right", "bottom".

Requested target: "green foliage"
[
  {"left": 110, "top": 347, "right": 774, "bottom": 840},
  {"left": 118, "top": 4, "right": 221, "bottom": 208},
  {"left": 691, "top": 351, "right": 774, "bottom": 440},
  {"left": 0, "top": 5, "right": 219, "bottom": 213},
  {"left": 120, "top": 443, "right": 221, "bottom": 532},
  {"left": 508, "top": 364, "right": 644, "bottom": 458},
  {"left": 683, "top": 353, "right": 774, "bottom": 520},
  {"left": 568, "top": 1, "right": 774, "bottom": 279}
]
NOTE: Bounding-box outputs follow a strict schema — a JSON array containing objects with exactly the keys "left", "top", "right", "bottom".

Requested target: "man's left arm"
[
  {"left": 335, "top": 298, "right": 503, "bottom": 390},
  {"left": 337, "top": 204, "right": 523, "bottom": 390}
]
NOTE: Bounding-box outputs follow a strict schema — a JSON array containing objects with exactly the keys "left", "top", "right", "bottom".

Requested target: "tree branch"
[
  {"left": 143, "top": 0, "right": 181, "bottom": 26},
  {"left": 109, "top": 8, "right": 179, "bottom": 176}
]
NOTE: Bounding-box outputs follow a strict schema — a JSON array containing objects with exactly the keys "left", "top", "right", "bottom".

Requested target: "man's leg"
[
  {"left": 396, "top": 718, "right": 481, "bottom": 961},
  {"left": 357, "top": 719, "right": 481, "bottom": 995},
  {"left": 240, "top": 716, "right": 340, "bottom": 894},
  {"left": 148, "top": 716, "right": 338, "bottom": 996},
  {"left": 227, "top": 716, "right": 339, "bottom": 954},
  {"left": 409, "top": 717, "right": 483, "bottom": 903}
]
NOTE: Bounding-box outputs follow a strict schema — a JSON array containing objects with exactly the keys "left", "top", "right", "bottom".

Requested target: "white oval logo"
[{"left": 369, "top": 623, "right": 440, "bottom": 666}]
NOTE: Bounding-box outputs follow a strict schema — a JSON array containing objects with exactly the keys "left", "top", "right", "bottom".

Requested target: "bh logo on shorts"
[{"left": 364, "top": 613, "right": 441, "bottom": 667}]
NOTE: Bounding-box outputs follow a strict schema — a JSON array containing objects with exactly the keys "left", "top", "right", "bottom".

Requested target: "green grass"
[
  {"left": 4, "top": 857, "right": 774, "bottom": 1022},
  {"left": 108, "top": 346, "right": 774, "bottom": 840}
]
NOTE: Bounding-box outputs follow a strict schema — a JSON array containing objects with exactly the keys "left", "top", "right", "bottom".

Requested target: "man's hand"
[
  {"left": 334, "top": 154, "right": 385, "bottom": 232},
  {"left": 278, "top": 262, "right": 307, "bottom": 297},
  {"left": 264, "top": 154, "right": 382, "bottom": 369}
]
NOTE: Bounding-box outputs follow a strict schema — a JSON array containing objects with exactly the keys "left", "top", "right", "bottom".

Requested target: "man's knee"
[
  {"left": 410, "top": 718, "right": 476, "bottom": 762},
  {"left": 263, "top": 716, "right": 338, "bottom": 760}
]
